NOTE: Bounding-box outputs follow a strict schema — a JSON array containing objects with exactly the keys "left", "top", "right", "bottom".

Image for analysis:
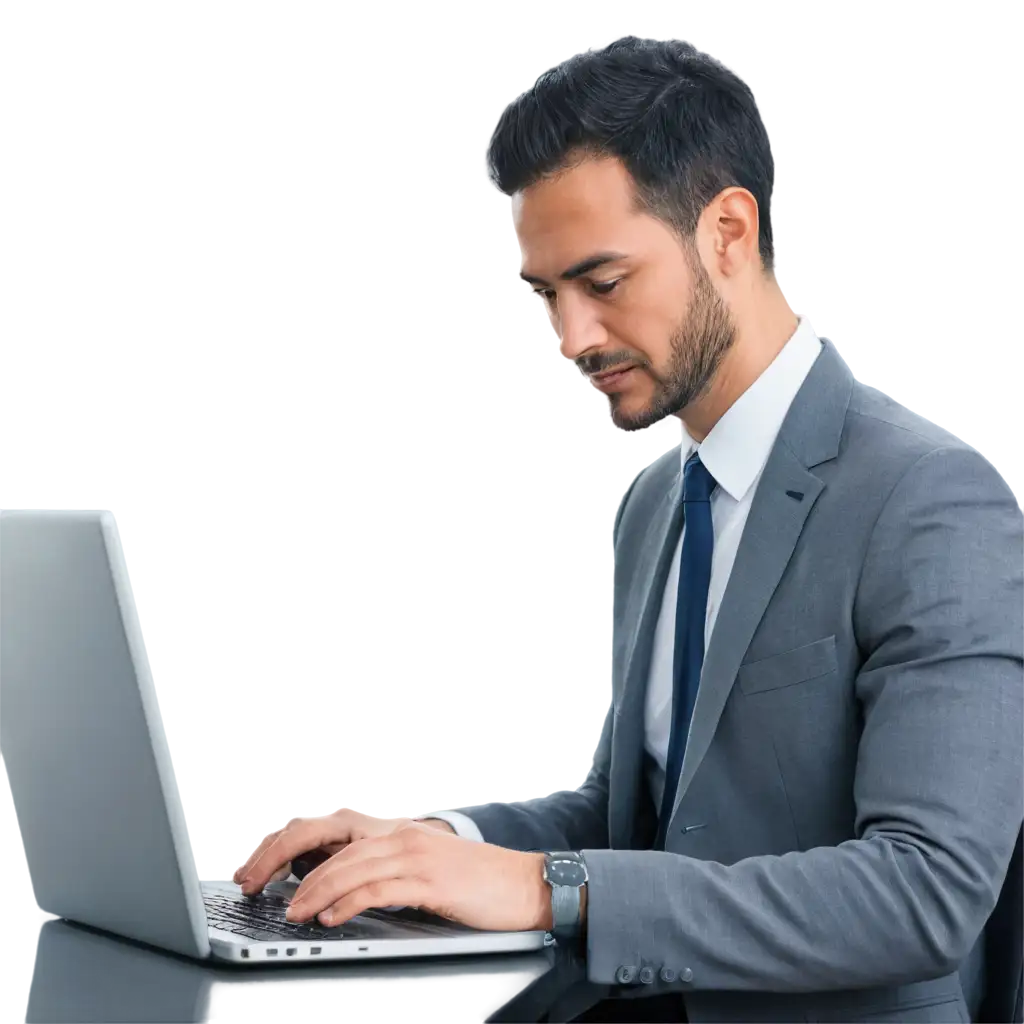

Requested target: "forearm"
[
  {"left": 582, "top": 826, "right": 1019, "bottom": 993},
  {"left": 448, "top": 782, "right": 610, "bottom": 852}
]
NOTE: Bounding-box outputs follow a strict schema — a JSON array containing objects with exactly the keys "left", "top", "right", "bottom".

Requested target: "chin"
[
  {"left": 611, "top": 377, "right": 680, "bottom": 429},
  {"left": 609, "top": 400, "right": 670, "bottom": 433}
]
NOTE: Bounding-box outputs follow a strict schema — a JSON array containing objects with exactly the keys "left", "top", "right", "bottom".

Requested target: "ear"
[{"left": 700, "top": 186, "right": 757, "bottom": 276}]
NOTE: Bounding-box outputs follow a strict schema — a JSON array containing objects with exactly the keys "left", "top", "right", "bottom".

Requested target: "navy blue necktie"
[{"left": 655, "top": 451, "right": 717, "bottom": 851}]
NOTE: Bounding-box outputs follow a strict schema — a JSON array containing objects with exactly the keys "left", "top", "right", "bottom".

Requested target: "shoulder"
[{"left": 843, "top": 381, "right": 1018, "bottom": 511}]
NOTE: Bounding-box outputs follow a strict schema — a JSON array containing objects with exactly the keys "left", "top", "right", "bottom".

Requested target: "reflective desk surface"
[{"left": 0, "top": 782, "right": 577, "bottom": 1015}]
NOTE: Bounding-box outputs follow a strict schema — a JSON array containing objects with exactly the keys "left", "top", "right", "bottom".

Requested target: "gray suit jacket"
[{"left": 453, "top": 337, "right": 1024, "bottom": 1023}]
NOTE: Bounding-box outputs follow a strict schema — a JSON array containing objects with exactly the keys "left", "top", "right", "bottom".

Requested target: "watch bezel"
[{"left": 543, "top": 851, "right": 589, "bottom": 888}]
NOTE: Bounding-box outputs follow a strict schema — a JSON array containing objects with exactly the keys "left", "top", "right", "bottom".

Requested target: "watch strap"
[
  {"left": 544, "top": 851, "right": 587, "bottom": 945},
  {"left": 551, "top": 879, "right": 581, "bottom": 936}
]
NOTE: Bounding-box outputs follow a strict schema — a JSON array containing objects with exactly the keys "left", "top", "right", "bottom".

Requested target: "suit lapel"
[
  {"left": 666, "top": 335, "right": 855, "bottom": 821},
  {"left": 672, "top": 444, "right": 823, "bottom": 808}
]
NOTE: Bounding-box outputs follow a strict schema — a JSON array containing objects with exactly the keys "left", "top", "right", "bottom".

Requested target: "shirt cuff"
[{"left": 416, "top": 810, "right": 485, "bottom": 843}]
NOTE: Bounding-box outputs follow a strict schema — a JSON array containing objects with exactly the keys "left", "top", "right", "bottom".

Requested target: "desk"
[{"left": 0, "top": 782, "right": 577, "bottom": 1015}]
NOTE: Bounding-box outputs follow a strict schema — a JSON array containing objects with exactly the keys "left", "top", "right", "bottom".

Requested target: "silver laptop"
[{"left": 0, "top": 510, "right": 550, "bottom": 965}]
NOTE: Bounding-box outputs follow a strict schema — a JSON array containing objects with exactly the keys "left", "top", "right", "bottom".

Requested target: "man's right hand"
[{"left": 233, "top": 809, "right": 455, "bottom": 894}]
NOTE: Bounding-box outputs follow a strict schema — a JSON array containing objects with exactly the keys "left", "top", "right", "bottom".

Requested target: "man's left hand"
[{"left": 282, "top": 820, "right": 554, "bottom": 932}]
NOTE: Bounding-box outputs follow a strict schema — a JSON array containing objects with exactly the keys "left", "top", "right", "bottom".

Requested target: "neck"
[{"left": 678, "top": 292, "right": 798, "bottom": 444}]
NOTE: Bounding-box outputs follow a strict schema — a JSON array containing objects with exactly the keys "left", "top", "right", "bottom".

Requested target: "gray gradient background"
[{"left": 2, "top": 9, "right": 1024, "bottom": 1024}]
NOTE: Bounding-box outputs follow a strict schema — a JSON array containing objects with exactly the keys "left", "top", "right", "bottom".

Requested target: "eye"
[{"left": 532, "top": 279, "right": 621, "bottom": 301}]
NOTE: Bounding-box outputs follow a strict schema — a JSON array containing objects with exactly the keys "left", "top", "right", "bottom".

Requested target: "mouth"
[{"left": 591, "top": 366, "right": 638, "bottom": 391}]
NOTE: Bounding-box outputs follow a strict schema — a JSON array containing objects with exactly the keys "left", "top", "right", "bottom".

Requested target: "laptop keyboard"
[
  {"left": 203, "top": 888, "right": 478, "bottom": 942},
  {"left": 203, "top": 889, "right": 346, "bottom": 941}
]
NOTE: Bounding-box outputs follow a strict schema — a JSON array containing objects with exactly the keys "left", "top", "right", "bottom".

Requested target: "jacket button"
[
  {"left": 680, "top": 967, "right": 694, "bottom": 983},
  {"left": 615, "top": 965, "right": 637, "bottom": 984},
  {"left": 638, "top": 966, "right": 654, "bottom": 984},
  {"left": 659, "top": 967, "right": 677, "bottom": 983}
]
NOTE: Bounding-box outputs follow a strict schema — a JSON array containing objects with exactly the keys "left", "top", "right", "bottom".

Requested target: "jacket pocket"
[{"left": 738, "top": 634, "right": 838, "bottom": 695}]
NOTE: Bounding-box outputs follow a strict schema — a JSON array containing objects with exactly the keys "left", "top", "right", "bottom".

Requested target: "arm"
[{"left": 581, "top": 445, "right": 1024, "bottom": 990}]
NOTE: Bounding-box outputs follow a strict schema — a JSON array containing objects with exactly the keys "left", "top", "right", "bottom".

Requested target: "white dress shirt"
[{"left": 422, "top": 315, "right": 824, "bottom": 843}]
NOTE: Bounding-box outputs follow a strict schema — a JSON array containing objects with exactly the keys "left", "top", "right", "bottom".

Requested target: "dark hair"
[{"left": 486, "top": 36, "right": 776, "bottom": 275}]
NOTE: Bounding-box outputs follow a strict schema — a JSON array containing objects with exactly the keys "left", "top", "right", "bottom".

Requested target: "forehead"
[{"left": 512, "top": 155, "right": 648, "bottom": 262}]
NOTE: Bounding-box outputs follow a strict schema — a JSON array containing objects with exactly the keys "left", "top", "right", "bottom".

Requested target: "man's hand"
[
  {"left": 283, "top": 819, "right": 552, "bottom": 933},
  {"left": 234, "top": 809, "right": 437, "bottom": 895}
]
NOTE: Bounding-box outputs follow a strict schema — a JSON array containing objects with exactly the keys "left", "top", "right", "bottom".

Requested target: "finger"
[
  {"left": 233, "top": 819, "right": 292, "bottom": 884},
  {"left": 287, "top": 850, "right": 415, "bottom": 923},
  {"left": 235, "top": 834, "right": 279, "bottom": 883},
  {"left": 318, "top": 879, "right": 434, "bottom": 927},
  {"left": 288, "top": 845, "right": 393, "bottom": 918},
  {"left": 291, "top": 834, "right": 405, "bottom": 908},
  {"left": 268, "top": 864, "right": 293, "bottom": 883},
  {"left": 243, "top": 820, "right": 345, "bottom": 892},
  {"left": 232, "top": 827, "right": 278, "bottom": 884}
]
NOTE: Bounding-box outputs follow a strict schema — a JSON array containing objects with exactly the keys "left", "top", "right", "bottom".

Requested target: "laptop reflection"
[{"left": 26, "top": 917, "right": 552, "bottom": 1023}]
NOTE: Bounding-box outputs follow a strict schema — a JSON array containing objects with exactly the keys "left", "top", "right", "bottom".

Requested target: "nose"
[{"left": 555, "top": 293, "right": 607, "bottom": 364}]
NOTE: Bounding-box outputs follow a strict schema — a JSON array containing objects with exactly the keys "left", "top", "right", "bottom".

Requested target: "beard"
[{"left": 609, "top": 245, "right": 737, "bottom": 433}]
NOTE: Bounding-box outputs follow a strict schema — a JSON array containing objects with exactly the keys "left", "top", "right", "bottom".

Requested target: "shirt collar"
[{"left": 681, "top": 315, "right": 823, "bottom": 502}]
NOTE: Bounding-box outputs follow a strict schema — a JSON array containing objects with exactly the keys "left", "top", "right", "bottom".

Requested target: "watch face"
[{"left": 546, "top": 858, "right": 587, "bottom": 886}]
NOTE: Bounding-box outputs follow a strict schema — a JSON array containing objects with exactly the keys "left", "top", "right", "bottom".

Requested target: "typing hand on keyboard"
[
  {"left": 234, "top": 808, "right": 451, "bottom": 896},
  {"left": 232, "top": 810, "right": 556, "bottom": 935},
  {"left": 281, "top": 820, "right": 553, "bottom": 934}
]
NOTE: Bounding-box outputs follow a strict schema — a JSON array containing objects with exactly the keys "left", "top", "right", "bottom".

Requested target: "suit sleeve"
[
  {"left": 579, "top": 445, "right": 1024, "bottom": 991},
  {"left": 433, "top": 468, "right": 649, "bottom": 853}
]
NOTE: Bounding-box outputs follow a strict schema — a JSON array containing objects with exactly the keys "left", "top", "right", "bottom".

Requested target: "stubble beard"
[{"left": 610, "top": 250, "right": 737, "bottom": 433}]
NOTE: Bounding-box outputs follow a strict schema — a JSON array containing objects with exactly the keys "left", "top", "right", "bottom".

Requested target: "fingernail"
[{"left": 319, "top": 911, "right": 333, "bottom": 925}]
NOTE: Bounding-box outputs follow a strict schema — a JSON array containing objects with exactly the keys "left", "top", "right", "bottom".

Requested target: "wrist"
[
  {"left": 539, "top": 851, "right": 588, "bottom": 941},
  {"left": 531, "top": 853, "right": 554, "bottom": 930}
]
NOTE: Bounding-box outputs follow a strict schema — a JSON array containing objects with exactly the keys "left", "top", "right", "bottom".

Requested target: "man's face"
[{"left": 513, "top": 154, "right": 737, "bottom": 432}]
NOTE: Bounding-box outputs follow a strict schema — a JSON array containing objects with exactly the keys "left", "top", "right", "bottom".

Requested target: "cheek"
[{"left": 621, "top": 294, "right": 680, "bottom": 350}]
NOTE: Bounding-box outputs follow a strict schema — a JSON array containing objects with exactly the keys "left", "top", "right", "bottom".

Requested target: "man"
[{"left": 233, "top": 36, "right": 1023, "bottom": 1022}]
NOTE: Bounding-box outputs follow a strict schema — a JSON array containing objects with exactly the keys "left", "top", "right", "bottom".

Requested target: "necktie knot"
[{"left": 683, "top": 451, "right": 717, "bottom": 503}]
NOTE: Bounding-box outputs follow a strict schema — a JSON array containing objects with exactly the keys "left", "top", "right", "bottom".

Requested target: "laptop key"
[{"left": 203, "top": 894, "right": 339, "bottom": 940}]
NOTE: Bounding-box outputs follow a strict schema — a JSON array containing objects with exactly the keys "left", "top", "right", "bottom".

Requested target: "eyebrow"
[{"left": 519, "top": 251, "right": 629, "bottom": 286}]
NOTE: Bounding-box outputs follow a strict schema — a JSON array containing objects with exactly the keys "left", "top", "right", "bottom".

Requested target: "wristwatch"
[{"left": 542, "top": 851, "right": 588, "bottom": 947}]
